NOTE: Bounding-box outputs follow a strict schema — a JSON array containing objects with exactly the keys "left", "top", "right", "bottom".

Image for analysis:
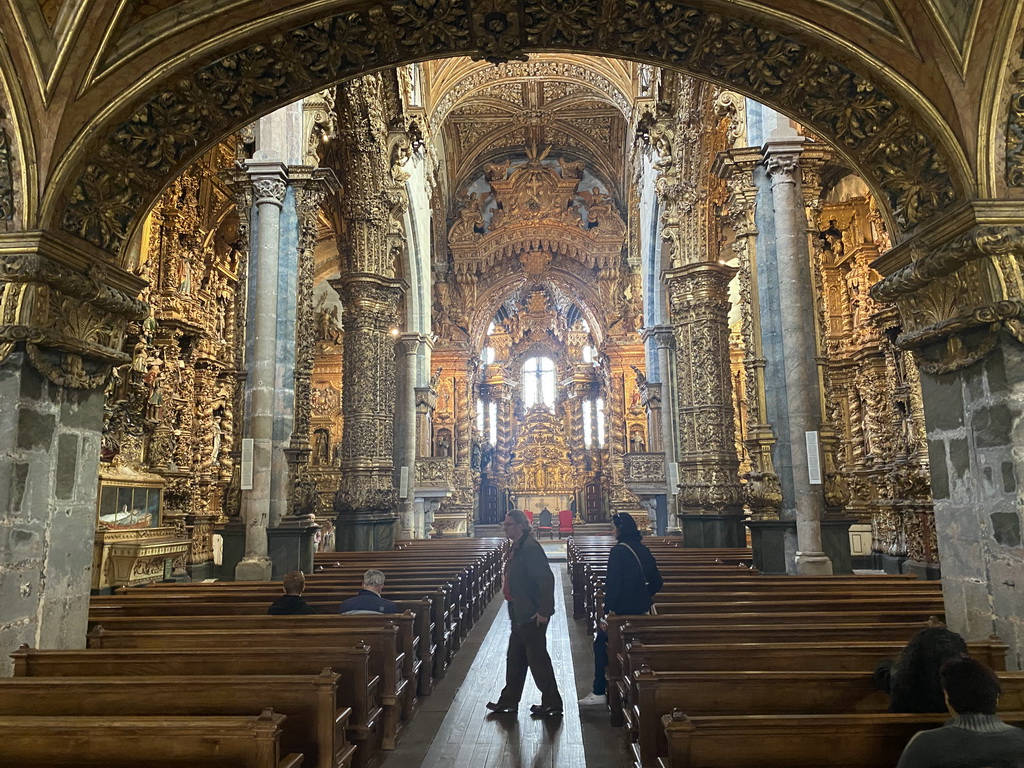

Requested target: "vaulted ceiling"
[{"left": 422, "top": 56, "right": 642, "bottom": 205}]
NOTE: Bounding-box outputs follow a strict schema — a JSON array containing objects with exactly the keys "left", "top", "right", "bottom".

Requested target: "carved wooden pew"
[
  {"left": 622, "top": 639, "right": 1009, "bottom": 680},
  {"left": 86, "top": 613, "right": 422, "bottom": 718},
  {"left": 86, "top": 625, "right": 406, "bottom": 752},
  {"left": 12, "top": 644, "right": 379, "bottom": 768},
  {"left": 631, "top": 669, "right": 1024, "bottom": 767},
  {"left": 604, "top": 617, "right": 940, "bottom": 727},
  {"left": 0, "top": 673, "right": 355, "bottom": 768},
  {"left": 89, "top": 597, "right": 436, "bottom": 696},
  {"left": 0, "top": 710, "right": 304, "bottom": 768},
  {"left": 110, "top": 584, "right": 454, "bottom": 679},
  {"left": 658, "top": 710, "right": 1024, "bottom": 768}
]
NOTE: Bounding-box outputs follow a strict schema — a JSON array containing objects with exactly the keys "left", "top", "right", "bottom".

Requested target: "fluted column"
[
  {"left": 665, "top": 263, "right": 745, "bottom": 546},
  {"left": 236, "top": 157, "right": 287, "bottom": 580},
  {"left": 763, "top": 136, "right": 832, "bottom": 574}
]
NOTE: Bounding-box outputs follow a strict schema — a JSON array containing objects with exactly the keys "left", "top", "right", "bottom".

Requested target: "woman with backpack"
[{"left": 579, "top": 512, "right": 663, "bottom": 706}]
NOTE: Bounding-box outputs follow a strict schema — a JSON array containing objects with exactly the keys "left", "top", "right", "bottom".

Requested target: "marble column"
[
  {"left": 664, "top": 263, "right": 746, "bottom": 547},
  {"left": 236, "top": 156, "right": 287, "bottom": 581},
  {"left": 397, "top": 333, "right": 423, "bottom": 539},
  {"left": 762, "top": 135, "right": 832, "bottom": 575}
]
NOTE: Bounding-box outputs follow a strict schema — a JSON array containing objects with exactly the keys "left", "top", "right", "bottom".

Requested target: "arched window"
[{"left": 523, "top": 356, "right": 556, "bottom": 410}]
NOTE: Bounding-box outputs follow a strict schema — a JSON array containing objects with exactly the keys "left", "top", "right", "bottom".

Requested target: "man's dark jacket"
[
  {"left": 339, "top": 589, "right": 398, "bottom": 614},
  {"left": 267, "top": 594, "right": 318, "bottom": 615},
  {"left": 506, "top": 533, "right": 554, "bottom": 625}
]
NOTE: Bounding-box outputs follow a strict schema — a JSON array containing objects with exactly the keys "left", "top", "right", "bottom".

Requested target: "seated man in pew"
[
  {"left": 897, "top": 656, "right": 1024, "bottom": 768},
  {"left": 340, "top": 569, "right": 398, "bottom": 615},
  {"left": 268, "top": 571, "right": 319, "bottom": 615}
]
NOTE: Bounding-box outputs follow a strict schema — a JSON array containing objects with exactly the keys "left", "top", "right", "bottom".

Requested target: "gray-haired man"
[{"left": 339, "top": 568, "right": 399, "bottom": 614}]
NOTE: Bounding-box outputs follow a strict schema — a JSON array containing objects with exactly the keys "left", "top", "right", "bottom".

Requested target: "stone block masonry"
[{"left": 0, "top": 349, "right": 103, "bottom": 675}]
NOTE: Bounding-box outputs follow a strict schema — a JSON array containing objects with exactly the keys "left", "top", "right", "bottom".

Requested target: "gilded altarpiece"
[
  {"left": 815, "top": 198, "right": 936, "bottom": 568},
  {"left": 309, "top": 291, "right": 344, "bottom": 551},
  {"left": 439, "top": 150, "right": 646, "bottom": 524},
  {"left": 100, "top": 144, "right": 242, "bottom": 579}
]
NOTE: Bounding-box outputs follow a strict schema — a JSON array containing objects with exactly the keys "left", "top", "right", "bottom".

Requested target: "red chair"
[
  {"left": 524, "top": 509, "right": 534, "bottom": 526},
  {"left": 557, "top": 509, "right": 573, "bottom": 538}
]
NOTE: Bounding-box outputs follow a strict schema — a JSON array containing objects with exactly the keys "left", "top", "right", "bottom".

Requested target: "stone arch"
[{"left": 46, "top": 1, "right": 969, "bottom": 265}]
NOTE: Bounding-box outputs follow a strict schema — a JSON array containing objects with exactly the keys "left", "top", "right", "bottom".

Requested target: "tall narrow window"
[
  {"left": 523, "top": 356, "right": 556, "bottom": 410},
  {"left": 596, "top": 397, "right": 606, "bottom": 447},
  {"left": 582, "top": 399, "right": 592, "bottom": 448},
  {"left": 476, "top": 398, "right": 485, "bottom": 436},
  {"left": 488, "top": 401, "right": 498, "bottom": 446}
]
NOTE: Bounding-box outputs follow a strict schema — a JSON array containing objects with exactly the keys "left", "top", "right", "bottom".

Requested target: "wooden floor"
[{"left": 383, "top": 563, "right": 626, "bottom": 768}]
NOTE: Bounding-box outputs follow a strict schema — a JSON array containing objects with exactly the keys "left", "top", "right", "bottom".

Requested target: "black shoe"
[
  {"left": 529, "top": 705, "right": 563, "bottom": 717},
  {"left": 486, "top": 701, "right": 516, "bottom": 713}
]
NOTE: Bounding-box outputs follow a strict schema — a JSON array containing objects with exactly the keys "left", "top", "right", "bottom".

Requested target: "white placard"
[
  {"left": 805, "top": 431, "right": 822, "bottom": 485},
  {"left": 240, "top": 438, "right": 254, "bottom": 490},
  {"left": 398, "top": 466, "right": 409, "bottom": 499}
]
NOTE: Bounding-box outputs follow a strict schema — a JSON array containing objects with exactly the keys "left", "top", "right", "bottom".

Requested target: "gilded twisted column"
[
  {"left": 331, "top": 74, "right": 408, "bottom": 550},
  {"left": 235, "top": 159, "right": 287, "bottom": 580},
  {"left": 763, "top": 136, "right": 832, "bottom": 574},
  {"left": 287, "top": 168, "right": 339, "bottom": 518},
  {"left": 665, "top": 263, "right": 745, "bottom": 535}
]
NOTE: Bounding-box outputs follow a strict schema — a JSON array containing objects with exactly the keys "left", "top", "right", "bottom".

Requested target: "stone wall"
[
  {"left": 0, "top": 349, "right": 103, "bottom": 675},
  {"left": 921, "top": 333, "right": 1024, "bottom": 670}
]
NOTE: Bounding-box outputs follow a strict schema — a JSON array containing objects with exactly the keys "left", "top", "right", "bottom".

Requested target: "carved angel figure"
[
  {"left": 578, "top": 186, "right": 613, "bottom": 229},
  {"left": 449, "top": 192, "right": 486, "bottom": 241}
]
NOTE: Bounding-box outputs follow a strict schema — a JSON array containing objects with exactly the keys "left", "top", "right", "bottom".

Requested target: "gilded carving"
[
  {"left": 872, "top": 225, "right": 1024, "bottom": 373},
  {"left": 59, "top": 1, "right": 961, "bottom": 259}
]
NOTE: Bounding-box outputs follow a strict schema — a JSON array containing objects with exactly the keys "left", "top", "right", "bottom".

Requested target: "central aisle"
[{"left": 383, "top": 563, "right": 587, "bottom": 768}]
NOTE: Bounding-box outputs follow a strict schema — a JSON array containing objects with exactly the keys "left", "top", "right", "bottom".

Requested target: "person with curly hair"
[{"left": 874, "top": 625, "right": 969, "bottom": 713}]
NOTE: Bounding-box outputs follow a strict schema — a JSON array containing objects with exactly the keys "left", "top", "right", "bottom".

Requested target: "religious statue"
[
  {"left": 449, "top": 192, "right": 486, "bottom": 241},
  {"left": 578, "top": 186, "right": 613, "bottom": 229},
  {"left": 314, "top": 429, "right": 330, "bottom": 465}
]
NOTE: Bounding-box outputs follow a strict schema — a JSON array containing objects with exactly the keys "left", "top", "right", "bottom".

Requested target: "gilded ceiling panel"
[
  {"left": 454, "top": 120, "right": 495, "bottom": 150},
  {"left": 542, "top": 80, "right": 592, "bottom": 104}
]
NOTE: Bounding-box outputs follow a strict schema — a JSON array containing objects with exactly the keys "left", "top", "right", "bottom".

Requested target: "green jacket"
[{"left": 505, "top": 533, "right": 555, "bottom": 625}]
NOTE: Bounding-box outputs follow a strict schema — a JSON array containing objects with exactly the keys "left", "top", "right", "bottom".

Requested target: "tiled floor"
[{"left": 383, "top": 562, "right": 629, "bottom": 768}]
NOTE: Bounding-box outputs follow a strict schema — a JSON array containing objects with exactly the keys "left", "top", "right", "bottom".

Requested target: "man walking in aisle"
[{"left": 486, "top": 509, "right": 563, "bottom": 717}]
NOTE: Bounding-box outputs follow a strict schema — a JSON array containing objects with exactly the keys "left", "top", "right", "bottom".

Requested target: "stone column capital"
[
  {"left": 642, "top": 324, "right": 676, "bottom": 350},
  {"left": 397, "top": 331, "right": 426, "bottom": 356},
  {"left": 244, "top": 159, "right": 289, "bottom": 208},
  {"left": 762, "top": 135, "right": 808, "bottom": 183}
]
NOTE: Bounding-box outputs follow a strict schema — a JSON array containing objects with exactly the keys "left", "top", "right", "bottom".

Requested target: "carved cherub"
[{"left": 578, "top": 186, "right": 613, "bottom": 229}]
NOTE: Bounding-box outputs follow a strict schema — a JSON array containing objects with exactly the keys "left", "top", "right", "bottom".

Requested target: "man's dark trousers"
[{"left": 496, "top": 609, "right": 563, "bottom": 710}]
